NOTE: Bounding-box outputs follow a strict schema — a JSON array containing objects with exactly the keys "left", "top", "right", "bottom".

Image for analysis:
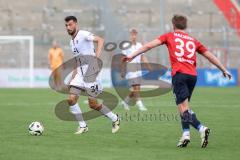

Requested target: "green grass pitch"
[{"left": 0, "top": 87, "right": 239, "bottom": 160}]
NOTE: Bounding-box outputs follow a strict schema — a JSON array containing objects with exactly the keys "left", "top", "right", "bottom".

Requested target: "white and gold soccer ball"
[{"left": 28, "top": 121, "right": 44, "bottom": 136}]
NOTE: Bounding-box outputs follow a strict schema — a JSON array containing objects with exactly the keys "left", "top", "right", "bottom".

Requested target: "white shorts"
[{"left": 69, "top": 72, "right": 103, "bottom": 97}]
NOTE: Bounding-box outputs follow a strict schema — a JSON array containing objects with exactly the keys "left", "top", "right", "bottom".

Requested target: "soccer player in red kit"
[{"left": 123, "top": 14, "right": 231, "bottom": 148}]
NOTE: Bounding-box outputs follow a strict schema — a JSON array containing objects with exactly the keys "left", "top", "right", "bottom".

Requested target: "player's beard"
[{"left": 67, "top": 28, "right": 77, "bottom": 36}]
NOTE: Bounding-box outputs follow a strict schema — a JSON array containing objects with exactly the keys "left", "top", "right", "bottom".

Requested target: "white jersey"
[
  {"left": 70, "top": 30, "right": 95, "bottom": 56},
  {"left": 70, "top": 30, "right": 98, "bottom": 76},
  {"left": 69, "top": 30, "right": 102, "bottom": 97},
  {"left": 122, "top": 42, "right": 143, "bottom": 79}
]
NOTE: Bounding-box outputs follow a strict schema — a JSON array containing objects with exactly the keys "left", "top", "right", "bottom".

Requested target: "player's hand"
[
  {"left": 223, "top": 71, "right": 232, "bottom": 80},
  {"left": 122, "top": 56, "right": 133, "bottom": 62}
]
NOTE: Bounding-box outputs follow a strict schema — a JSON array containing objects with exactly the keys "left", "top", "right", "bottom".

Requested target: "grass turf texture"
[{"left": 0, "top": 87, "right": 239, "bottom": 160}]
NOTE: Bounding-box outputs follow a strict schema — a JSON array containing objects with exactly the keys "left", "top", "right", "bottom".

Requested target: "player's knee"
[
  {"left": 178, "top": 99, "right": 189, "bottom": 113},
  {"left": 89, "top": 100, "right": 102, "bottom": 111}
]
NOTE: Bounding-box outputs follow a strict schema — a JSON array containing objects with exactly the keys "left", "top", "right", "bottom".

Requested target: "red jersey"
[{"left": 158, "top": 31, "right": 207, "bottom": 76}]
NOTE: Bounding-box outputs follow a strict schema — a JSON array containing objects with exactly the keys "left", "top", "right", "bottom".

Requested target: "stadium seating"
[{"left": 0, "top": 0, "right": 239, "bottom": 68}]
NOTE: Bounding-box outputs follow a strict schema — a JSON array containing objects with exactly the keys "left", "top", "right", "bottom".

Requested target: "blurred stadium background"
[{"left": 0, "top": 0, "right": 239, "bottom": 87}]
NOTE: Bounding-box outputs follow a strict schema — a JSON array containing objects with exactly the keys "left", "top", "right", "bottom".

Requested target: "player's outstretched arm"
[
  {"left": 93, "top": 36, "right": 104, "bottom": 58},
  {"left": 123, "top": 39, "right": 161, "bottom": 62},
  {"left": 201, "top": 51, "right": 232, "bottom": 79}
]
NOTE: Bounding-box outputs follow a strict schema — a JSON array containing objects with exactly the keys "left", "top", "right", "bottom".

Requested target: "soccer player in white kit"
[
  {"left": 121, "top": 28, "right": 152, "bottom": 111},
  {"left": 64, "top": 16, "right": 120, "bottom": 134}
]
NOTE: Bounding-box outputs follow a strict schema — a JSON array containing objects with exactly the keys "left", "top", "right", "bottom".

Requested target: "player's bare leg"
[
  {"left": 67, "top": 94, "right": 88, "bottom": 134},
  {"left": 88, "top": 97, "right": 120, "bottom": 133},
  {"left": 177, "top": 99, "right": 210, "bottom": 148},
  {"left": 177, "top": 99, "right": 191, "bottom": 147},
  {"left": 132, "top": 85, "right": 147, "bottom": 111},
  {"left": 121, "top": 85, "right": 147, "bottom": 111},
  {"left": 121, "top": 92, "right": 133, "bottom": 110}
]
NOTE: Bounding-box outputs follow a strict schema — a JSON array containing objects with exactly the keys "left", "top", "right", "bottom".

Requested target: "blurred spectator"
[{"left": 48, "top": 40, "right": 64, "bottom": 89}]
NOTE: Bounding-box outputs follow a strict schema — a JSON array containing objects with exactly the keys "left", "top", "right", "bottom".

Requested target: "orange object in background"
[
  {"left": 48, "top": 47, "right": 64, "bottom": 70},
  {"left": 48, "top": 41, "right": 64, "bottom": 88}
]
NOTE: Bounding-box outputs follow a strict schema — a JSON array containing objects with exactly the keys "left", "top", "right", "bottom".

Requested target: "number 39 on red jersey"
[{"left": 158, "top": 31, "right": 208, "bottom": 76}]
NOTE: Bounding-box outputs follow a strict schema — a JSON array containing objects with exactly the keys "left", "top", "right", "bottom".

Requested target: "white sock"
[
  {"left": 183, "top": 130, "right": 190, "bottom": 137},
  {"left": 198, "top": 125, "right": 206, "bottom": 133},
  {"left": 124, "top": 96, "right": 131, "bottom": 104},
  {"left": 136, "top": 100, "right": 144, "bottom": 107},
  {"left": 99, "top": 105, "right": 118, "bottom": 122},
  {"left": 70, "top": 103, "right": 87, "bottom": 128}
]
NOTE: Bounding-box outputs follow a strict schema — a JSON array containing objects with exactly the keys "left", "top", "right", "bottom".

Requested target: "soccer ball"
[{"left": 28, "top": 121, "right": 44, "bottom": 136}]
